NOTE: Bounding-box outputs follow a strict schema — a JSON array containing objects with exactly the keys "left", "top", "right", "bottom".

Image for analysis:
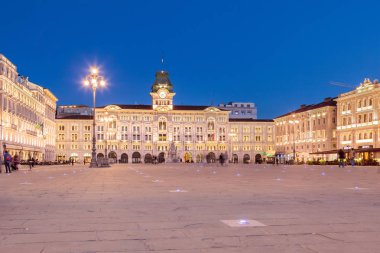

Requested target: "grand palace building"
[
  {"left": 0, "top": 54, "right": 57, "bottom": 161},
  {"left": 56, "top": 70, "right": 275, "bottom": 164}
]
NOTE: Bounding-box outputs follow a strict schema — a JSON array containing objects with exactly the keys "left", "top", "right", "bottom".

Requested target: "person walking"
[
  {"left": 350, "top": 151, "right": 355, "bottom": 166},
  {"left": 219, "top": 153, "right": 224, "bottom": 166},
  {"left": 12, "top": 154, "right": 20, "bottom": 171},
  {"left": 4, "top": 151, "right": 12, "bottom": 174},
  {"left": 338, "top": 149, "right": 345, "bottom": 168},
  {"left": 28, "top": 157, "right": 33, "bottom": 170},
  {"left": 71, "top": 158, "right": 74, "bottom": 166}
]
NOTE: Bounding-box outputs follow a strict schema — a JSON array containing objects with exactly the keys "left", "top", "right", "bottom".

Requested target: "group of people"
[{"left": 0, "top": 151, "right": 36, "bottom": 174}]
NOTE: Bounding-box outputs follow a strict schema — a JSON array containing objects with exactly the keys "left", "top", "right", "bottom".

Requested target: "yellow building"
[
  {"left": 274, "top": 98, "right": 337, "bottom": 162},
  {"left": 336, "top": 78, "right": 380, "bottom": 162},
  {"left": 56, "top": 70, "right": 275, "bottom": 164},
  {"left": 0, "top": 54, "right": 58, "bottom": 161}
]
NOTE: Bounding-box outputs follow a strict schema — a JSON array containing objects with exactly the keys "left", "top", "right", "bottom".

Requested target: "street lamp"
[
  {"left": 289, "top": 119, "right": 299, "bottom": 162},
  {"left": 83, "top": 67, "right": 106, "bottom": 168},
  {"left": 101, "top": 116, "right": 111, "bottom": 167},
  {"left": 228, "top": 133, "right": 236, "bottom": 163}
]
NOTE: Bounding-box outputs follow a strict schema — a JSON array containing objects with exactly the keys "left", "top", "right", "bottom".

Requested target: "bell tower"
[{"left": 150, "top": 70, "right": 175, "bottom": 111}]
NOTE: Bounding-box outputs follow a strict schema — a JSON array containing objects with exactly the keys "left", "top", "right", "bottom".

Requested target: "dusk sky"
[{"left": 1, "top": 0, "right": 380, "bottom": 118}]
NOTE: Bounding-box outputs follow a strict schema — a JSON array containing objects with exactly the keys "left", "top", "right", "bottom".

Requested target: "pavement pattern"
[{"left": 0, "top": 163, "right": 379, "bottom": 253}]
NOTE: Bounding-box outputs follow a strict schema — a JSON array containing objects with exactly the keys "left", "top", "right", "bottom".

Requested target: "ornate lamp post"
[
  {"left": 289, "top": 118, "right": 299, "bottom": 162},
  {"left": 83, "top": 67, "right": 106, "bottom": 168}
]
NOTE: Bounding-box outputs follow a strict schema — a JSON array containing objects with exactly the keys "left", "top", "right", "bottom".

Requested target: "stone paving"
[{"left": 0, "top": 163, "right": 380, "bottom": 253}]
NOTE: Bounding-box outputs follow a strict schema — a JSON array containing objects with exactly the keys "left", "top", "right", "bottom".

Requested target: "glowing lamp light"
[
  {"left": 91, "top": 79, "right": 97, "bottom": 85},
  {"left": 100, "top": 80, "right": 106, "bottom": 86},
  {"left": 239, "top": 219, "right": 249, "bottom": 225},
  {"left": 83, "top": 80, "right": 90, "bottom": 86},
  {"left": 91, "top": 67, "right": 98, "bottom": 74}
]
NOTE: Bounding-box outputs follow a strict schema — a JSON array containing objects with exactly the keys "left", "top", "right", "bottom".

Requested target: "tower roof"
[{"left": 151, "top": 70, "right": 173, "bottom": 92}]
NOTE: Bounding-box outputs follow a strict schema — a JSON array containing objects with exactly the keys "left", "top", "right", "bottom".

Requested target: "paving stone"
[{"left": 0, "top": 163, "right": 379, "bottom": 252}]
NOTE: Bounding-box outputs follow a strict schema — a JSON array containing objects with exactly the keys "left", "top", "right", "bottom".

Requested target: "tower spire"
[{"left": 161, "top": 53, "right": 165, "bottom": 71}]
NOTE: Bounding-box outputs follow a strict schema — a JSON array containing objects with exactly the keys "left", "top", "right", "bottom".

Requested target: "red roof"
[
  {"left": 275, "top": 98, "right": 337, "bottom": 119},
  {"left": 229, "top": 118, "right": 274, "bottom": 122}
]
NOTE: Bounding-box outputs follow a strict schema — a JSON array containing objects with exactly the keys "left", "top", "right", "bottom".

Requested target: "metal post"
[{"left": 90, "top": 87, "right": 97, "bottom": 168}]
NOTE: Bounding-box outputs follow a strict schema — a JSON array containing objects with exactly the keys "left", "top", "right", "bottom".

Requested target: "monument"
[{"left": 167, "top": 142, "right": 178, "bottom": 163}]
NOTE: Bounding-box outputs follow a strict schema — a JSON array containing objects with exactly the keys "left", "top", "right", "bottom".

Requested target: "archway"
[
  {"left": 158, "top": 152, "right": 165, "bottom": 163},
  {"left": 243, "top": 154, "right": 250, "bottom": 164},
  {"left": 255, "top": 154, "right": 262, "bottom": 164},
  {"left": 196, "top": 154, "right": 202, "bottom": 163},
  {"left": 120, "top": 153, "right": 128, "bottom": 163},
  {"left": 206, "top": 152, "right": 216, "bottom": 163},
  {"left": 132, "top": 152, "right": 141, "bottom": 163},
  {"left": 108, "top": 151, "right": 117, "bottom": 163},
  {"left": 144, "top": 153, "right": 153, "bottom": 163},
  {"left": 232, "top": 154, "right": 238, "bottom": 163},
  {"left": 184, "top": 152, "right": 192, "bottom": 163},
  {"left": 97, "top": 153, "right": 104, "bottom": 159},
  {"left": 83, "top": 153, "right": 91, "bottom": 164}
]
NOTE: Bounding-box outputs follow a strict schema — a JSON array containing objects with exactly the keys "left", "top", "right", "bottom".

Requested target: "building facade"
[
  {"left": 56, "top": 70, "right": 275, "bottom": 164},
  {"left": 274, "top": 98, "right": 337, "bottom": 162},
  {"left": 0, "top": 54, "right": 58, "bottom": 161},
  {"left": 336, "top": 78, "right": 380, "bottom": 161},
  {"left": 56, "top": 105, "right": 92, "bottom": 117},
  {"left": 218, "top": 102, "right": 257, "bottom": 119}
]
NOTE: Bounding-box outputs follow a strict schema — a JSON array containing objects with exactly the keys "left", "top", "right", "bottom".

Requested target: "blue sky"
[{"left": 1, "top": 0, "right": 380, "bottom": 118}]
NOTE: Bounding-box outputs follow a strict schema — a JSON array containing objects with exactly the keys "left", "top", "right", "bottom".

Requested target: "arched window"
[
  {"left": 348, "top": 103, "right": 351, "bottom": 110},
  {"left": 343, "top": 135, "right": 347, "bottom": 141},
  {"left": 363, "top": 99, "right": 367, "bottom": 107},
  {"left": 358, "top": 100, "right": 362, "bottom": 108},
  {"left": 358, "top": 133, "right": 362, "bottom": 140},
  {"left": 207, "top": 119, "right": 215, "bottom": 131},
  {"left": 369, "top": 98, "right": 373, "bottom": 106},
  {"left": 369, "top": 132, "right": 373, "bottom": 139},
  {"left": 342, "top": 104, "right": 346, "bottom": 111},
  {"left": 158, "top": 117, "right": 167, "bottom": 131},
  {"left": 364, "top": 133, "right": 368, "bottom": 139}
]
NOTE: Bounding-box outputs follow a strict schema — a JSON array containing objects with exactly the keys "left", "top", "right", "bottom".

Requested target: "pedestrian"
[
  {"left": 338, "top": 149, "right": 345, "bottom": 168},
  {"left": 83, "top": 160, "right": 86, "bottom": 165},
  {"left": 219, "top": 153, "right": 224, "bottom": 166},
  {"left": 350, "top": 152, "right": 355, "bottom": 166},
  {"left": 28, "top": 157, "right": 33, "bottom": 170},
  {"left": 71, "top": 158, "right": 74, "bottom": 166},
  {"left": 12, "top": 154, "right": 20, "bottom": 171},
  {"left": 31, "top": 157, "right": 35, "bottom": 167},
  {"left": 4, "top": 151, "right": 12, "bottom": 174}
]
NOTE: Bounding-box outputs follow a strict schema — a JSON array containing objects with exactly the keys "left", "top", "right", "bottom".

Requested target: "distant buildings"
[
  {"left": 336, "top": 78, "right": 380, "bottom": 161},
  {"left": 0, "top": 54, "right": 58, "bottom": 161},
  {"left": 56, "top": 105, "right": 92, "bottom": 118},
  {"left": 274, "top": 98, "right": 337, "bottom": 162},
  {"left": 3, "top": 52, "right": 380, "bottom": 164},
  {"left": 218, "top": 102, "right": 257, "bottom": 119}
]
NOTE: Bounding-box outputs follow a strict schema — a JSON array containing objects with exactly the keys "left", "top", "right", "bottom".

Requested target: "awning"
[
  {"left": 309, "top": 149, "right": 339, "bottom": 155},
  {"left": 354, "top": 148, "right": 380, "bottom": 153}
]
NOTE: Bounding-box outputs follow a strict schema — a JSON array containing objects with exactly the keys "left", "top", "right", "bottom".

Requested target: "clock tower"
[{"left": 150, "top": 70, "right": 176, "bottom": 111}]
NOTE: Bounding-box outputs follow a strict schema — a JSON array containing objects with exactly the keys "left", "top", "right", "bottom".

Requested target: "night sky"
[{"left": 1, "top": 0, "right": 380, "bottom": 118}]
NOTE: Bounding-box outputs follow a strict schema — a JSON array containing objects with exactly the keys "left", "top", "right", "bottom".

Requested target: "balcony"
[{"left": 26, "top": 130, "right": 37, "bottom": 136}]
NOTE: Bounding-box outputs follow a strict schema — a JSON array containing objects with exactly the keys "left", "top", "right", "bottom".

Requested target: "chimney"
[
  {"left": 300, "top": 104, "right": 306, "bottom": 109},
  {"left": 324, "top": 97, "right": 332, "bottom": 102}
]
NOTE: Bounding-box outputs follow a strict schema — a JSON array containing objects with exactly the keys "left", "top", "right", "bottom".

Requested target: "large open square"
[{"left": 0, "top": 163, "right": 379, "bottom": 253}]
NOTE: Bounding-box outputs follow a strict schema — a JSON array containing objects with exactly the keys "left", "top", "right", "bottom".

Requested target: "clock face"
[{"left": 159, "top": 91, "right": 166, "bottom": 98}]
